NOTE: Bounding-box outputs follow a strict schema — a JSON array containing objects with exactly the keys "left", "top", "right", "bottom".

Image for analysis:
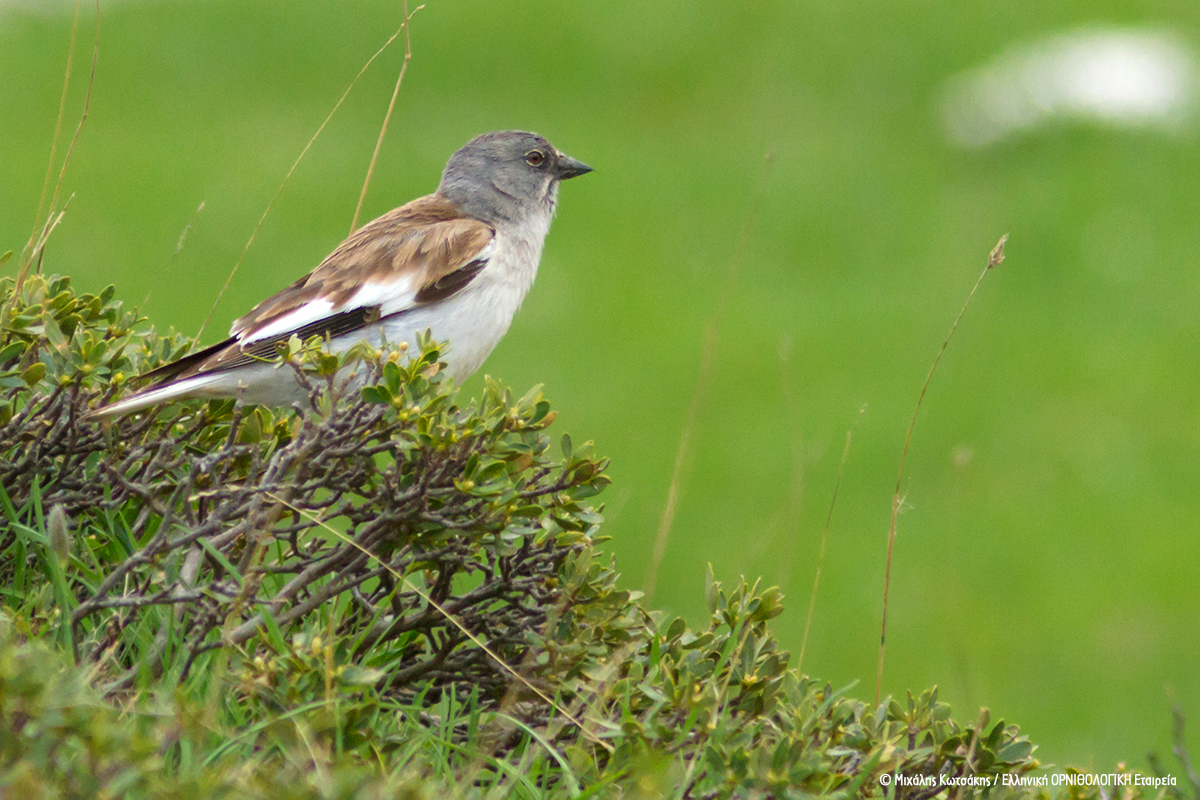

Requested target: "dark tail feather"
[{"left": 138, "top": 336, "right": 237, "bottom": 385}]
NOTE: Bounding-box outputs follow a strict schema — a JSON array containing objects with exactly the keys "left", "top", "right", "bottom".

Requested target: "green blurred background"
[{"left": 3, "top": 0, "right": 1199, "bottom": 772}]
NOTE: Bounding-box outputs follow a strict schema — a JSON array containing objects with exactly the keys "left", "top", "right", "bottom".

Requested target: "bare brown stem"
[
  {"left": 23, "top": 0, "right": 80, "bottom": 275},
  {"left": 350, "top": 1, "right": 422, "bottom": 235},
  {"left": 197, "top": 18, "right": 413, "bottom": 340},
  {"left": 16, "top": 0, "right": 99, "bottom": 296},
  {"left": 875, "top": 234, "right": 1007, "bottom": 706}
]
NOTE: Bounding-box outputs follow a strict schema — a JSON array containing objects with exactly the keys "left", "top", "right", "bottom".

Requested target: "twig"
[
  {"left": 642, "top": 149, "right": 776, "bottom": 601},
  {"left": 349, "top": 1, "right": 422, "bottom": 235},
  {"left": 197, "top": 18, "right": 413, "bottom": 339},
  {"left": 875, "top": 235, "right": 1006, "bottom": 706}
]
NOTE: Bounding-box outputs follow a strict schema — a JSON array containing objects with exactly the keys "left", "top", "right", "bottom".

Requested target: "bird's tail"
[{"left": 85, "top": 374, "right": 226, "bottom": 421}]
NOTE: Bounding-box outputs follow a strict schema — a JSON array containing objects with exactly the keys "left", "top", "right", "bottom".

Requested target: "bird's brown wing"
[
  {"left": 231, "top": 193, "right": 494, "bottom": 339},
  {"left": 143, "top": 193, "right": 494, "bottom": 383}
]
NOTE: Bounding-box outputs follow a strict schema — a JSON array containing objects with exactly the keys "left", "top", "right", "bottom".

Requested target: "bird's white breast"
[{"left": 357, "top": 208, "right": 553, "bottom": 379}]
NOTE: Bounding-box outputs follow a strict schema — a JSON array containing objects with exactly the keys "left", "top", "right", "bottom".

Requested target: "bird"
[{"left": 89, "top": 130, "right": 592, "bottom": 420}]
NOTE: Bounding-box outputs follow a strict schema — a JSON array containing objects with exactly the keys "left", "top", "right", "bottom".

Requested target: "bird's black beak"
[{"left": 555, "top": 151, "right": 593, "bottom": 180}]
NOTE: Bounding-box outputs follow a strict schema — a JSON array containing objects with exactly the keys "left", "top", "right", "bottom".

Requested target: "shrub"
[
  {"left": 0, "top": 273, "right": 623, "bottom": 706},
  {"left": 2, "top": 272, "right": 1186, "bottom": 799}
]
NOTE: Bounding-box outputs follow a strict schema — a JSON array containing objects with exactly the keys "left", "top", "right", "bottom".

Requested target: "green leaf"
[
  {"left": 360, "top": 385, "right": 391, "bottom": 404},
  {"left": 237, "top": 410, "right": 263, "bottom": 444},
  {"left": 383, "top": 359, "right": 402, "bottom": 394},
  {"left": 0, "top": 342, "right": 24, "bottom": 365},
  {"left": 509, "top": 505, "right": 544, "bottom": 518},
  {"left": 515, "top": 383, "right": 544, "bottom": 412},
  {"left": 258, "top": 607, "right": 287, "bottom": 653},
  {"left": 21, "top": 362, "right": 46, "bottom": 386},
  {"left": 997, "top": 740, "right": 1033, "bottom": 763},
  {"left": 316, "top": 352, "right": 340, "bottom": 376},
  {"left": 42, "top": 315, "right": 67, "bottom": 348}
]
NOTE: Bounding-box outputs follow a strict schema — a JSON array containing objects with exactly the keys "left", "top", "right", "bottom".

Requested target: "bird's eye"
[{"left": 525, "top": 150, "right": 546, "bottom": 167}]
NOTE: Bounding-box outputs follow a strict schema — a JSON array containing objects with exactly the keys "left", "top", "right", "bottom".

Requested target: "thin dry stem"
[
  {"left": 642, "top": 150, "right": 776, "bottom": 601},
  {"left": 350, "top": 1, "right": 422, "bottom": 235},
  {"left": 29, "top": 203, "right": 73, "bottom": 267},
  {"left": 42, "top": 1, "right": 100, "bottom": 260},
  {"left": 875, "top": 234, "right": 1007, "bottom": 706},
  {"left": 197, "top": 20, "right": 412, "bottom": 339},
  {"left": 174, "top": 202, "right": 205, "bottom": 256},
  {"left": 24, "top": 0, "right": 80, "bottom": 274},
  {"left": 17, "top": 0, "right": 99, "bottom": 294},
  {"left": 798, "top": 415, "right": 859, "bottom": 674}
]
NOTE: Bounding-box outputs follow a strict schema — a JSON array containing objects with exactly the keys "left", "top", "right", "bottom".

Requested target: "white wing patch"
[
  {"left": 233, "top": 238, "right": 494, "bottom": 346},
  {"left": 348, "top": 276, "right": 419, "bottom": 318},
  {"left": 234, "top": 273, "right": 424, "bottom": 346},
  {"left": 236, "top": 298, "right": 337, "bottom": 345}
]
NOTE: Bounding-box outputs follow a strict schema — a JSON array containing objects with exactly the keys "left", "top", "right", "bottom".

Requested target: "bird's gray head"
[{"left": 438, "top": 131, "right": 592, "bottom": 224}]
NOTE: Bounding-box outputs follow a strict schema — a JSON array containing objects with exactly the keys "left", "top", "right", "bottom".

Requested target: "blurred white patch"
[{"left": 941, "top": 28, "right": 1199, "bottom": 147}]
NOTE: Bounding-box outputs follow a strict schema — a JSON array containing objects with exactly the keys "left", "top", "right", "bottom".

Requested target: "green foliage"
[
  {"left": 0, "top": 273, "right": 1188, "bottom": 798},
  {"left": 1, "top": 273, "right": 618, "bottom": 711},
  {"left": 0, "top": 619, "right": 481, "bottom": 799},
  {"left": 0, "top": 273, "right": 190, "bottom": 424}
]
